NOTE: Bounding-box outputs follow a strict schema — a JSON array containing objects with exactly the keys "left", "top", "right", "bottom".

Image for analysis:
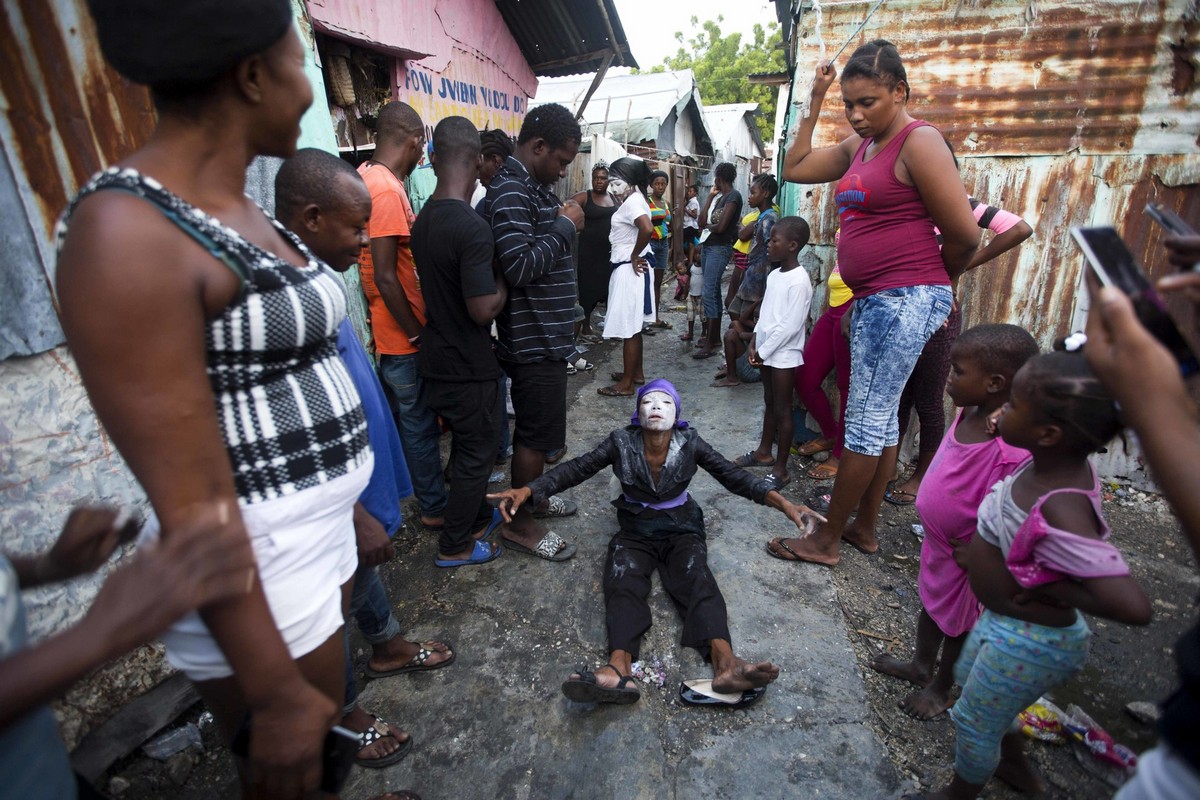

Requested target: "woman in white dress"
[{"left": 598, "top": 158, "right": 655, "bottom": 397}]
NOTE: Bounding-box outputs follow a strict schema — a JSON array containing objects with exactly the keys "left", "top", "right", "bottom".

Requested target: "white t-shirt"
[
  {"left": 755, "top": 265, "right": 813, "bottom": 369},
  {"left": 688, "top": 263, "right": 704, "bottom": 297},
  {"left": 685, "top": 196, "right": 700, "bottom": 228},
  {"left": 609, "top": 192, "right": 652, "bottom": 265}
]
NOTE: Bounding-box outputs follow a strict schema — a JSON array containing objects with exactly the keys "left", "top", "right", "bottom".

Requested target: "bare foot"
[
  {"left": 711, "top": 656, "right": 780, "bottom": 693},
  {"left": 766, "top": 536, "right": 840, "bottom": 567},
  {"left": 869, "top": 654, "right": 931, "bottom": 687},
  {"left": 995, "top": 731, "right": 1046, "bottom": 794},
  {"left": 711, "top": 377, "right": 741, "bottom": 388},
  {"left": 899, "top": 684, "right": 956, "bottom": 720},
  {"left": 368, "top": 637, "right": 453, "bottom": 674}
]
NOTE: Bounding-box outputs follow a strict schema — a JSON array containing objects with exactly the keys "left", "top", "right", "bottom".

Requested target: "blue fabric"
[
  {"left": 0, "top": 559, "right": 77, "bottom": 800},
  {"left": 843, "top": 284, "right": 952, "bottom": 456},
  {"left": 342, "top": 562, "right": 402, "bottom": 712},
  {"left": 378, "top": 351, "right": 447, "bottom": 518},
  {"left": 701, "top": 243, "right": 733, "bottom": 319},
  {"left": 951, "top": 609, "right": 1089, "bottom": 785},
  {"left": 337, "top": 320, "right": 412, "bottom": 535}
]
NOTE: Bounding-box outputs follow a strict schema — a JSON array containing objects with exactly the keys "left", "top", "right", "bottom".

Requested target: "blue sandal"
[{"left": 434, "top": 539, "right": 503, "bottom": 568}]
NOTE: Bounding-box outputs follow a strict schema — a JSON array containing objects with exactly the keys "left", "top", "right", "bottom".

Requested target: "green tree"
[{"left": 647, "top": 16, "right": 785, "bottom": 143}]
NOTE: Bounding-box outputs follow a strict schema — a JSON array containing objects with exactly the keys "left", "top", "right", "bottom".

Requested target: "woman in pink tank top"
[{"left": 767, "top": 41, "right": 981, "bottom": 568}]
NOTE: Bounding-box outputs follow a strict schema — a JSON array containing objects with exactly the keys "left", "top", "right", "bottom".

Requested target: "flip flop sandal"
[
  {"left": 365, "top": 642, "right": 457, "bottom": 679},
  {"left": 763, "top": 473, "right": 792, "bottom": 491},
  {"left": 597, "top": 385, "right": 636, "bottom": 397},
  {"left": 433, "top": 539, "right": 503, "bottom": 568},
  {"left": 765, "top": 538, "right": 836, "bottom": 567},
  {"left": 561, "top": 665, "right": 641, "bottom": 704},
  {"left": 609, "top": 372, "right": 645, "bottom": 385},
  {"left": 503, "top": 530, "right": 577, "bottom": 561},
  {"left": 571, "top": 357, "right": 595, "bottom": 372},
  {"left": 650, "top": 320, "right": 673, "bottom": 329},
  {"left": 640, "top": 326, "right": 657, "bottom": 336},
  {"left": 532, "top": 495, "right": 577, "bottom": 518},
  {"left": 733, "top": 451, "right": 774, "bottom": 468},
  {"left": 806, "top": 463, "right": 838, "bottom": 480},
  {"left": 353, "top": 716, "right": 412, "bottom": 768},
  {"left": 566, "top": 362, "right": 577, "bottom": 375},
  {"left": 678, "top": 679, "right": 766, "bottom": 709},
  {"left": 884, "top": 487, "right": 918, "bottom": 506},
  {"left": 795, "top": 438, "right": 833, "bottom": 457}
]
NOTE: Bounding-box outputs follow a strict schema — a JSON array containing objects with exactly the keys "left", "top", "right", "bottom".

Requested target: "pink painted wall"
[{"left": 308, "top": 0, "right": 537, "bottom": 135}]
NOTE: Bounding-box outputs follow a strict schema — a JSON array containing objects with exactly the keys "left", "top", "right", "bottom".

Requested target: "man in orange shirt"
[{"left": 358, "top": 101, "right": 448, "bottom": 529}]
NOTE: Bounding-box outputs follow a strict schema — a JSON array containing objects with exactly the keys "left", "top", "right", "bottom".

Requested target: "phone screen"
[{"left": 1071, "top": 226, "right": 1199, "bottom": 376}]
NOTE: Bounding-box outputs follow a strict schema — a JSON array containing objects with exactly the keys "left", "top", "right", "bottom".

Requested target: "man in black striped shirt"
[{"left": 483, "top": 103, "right": 584, "bottom": 561}]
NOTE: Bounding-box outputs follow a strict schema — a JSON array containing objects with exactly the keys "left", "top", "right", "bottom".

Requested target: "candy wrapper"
[
  {"left": 1064, "top": 704, "right": 1138, "bottom": 776},
  {"left": 1018, "top": 698, "right": 1068, "bottom": 743},
  {"left": 630, "top": 658, "right": 666, "bottom": 688}
]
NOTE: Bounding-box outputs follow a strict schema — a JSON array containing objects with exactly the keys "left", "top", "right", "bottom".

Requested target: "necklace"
[{"left": 368, "top": 159, "right": 399, "bottom": 180}]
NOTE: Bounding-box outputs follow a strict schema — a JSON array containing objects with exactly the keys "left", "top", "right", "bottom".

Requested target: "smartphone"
[
  {"left": 1071, "top": 226, "right": 1199, "bottom": 376},
  {"left": 229, "top": 716, "right": 360, "bottom": 794},
  {"left": 1145, "top": 202, "right": 1197, "bottom": 237}
]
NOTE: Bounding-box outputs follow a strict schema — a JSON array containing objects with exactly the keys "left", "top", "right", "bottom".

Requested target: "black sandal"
[
  {"left": 561, "top": 664, "right": 641, "bottom": 704},
  {"left": 354, "top": 716, "right": 412, "bottom": 768}
]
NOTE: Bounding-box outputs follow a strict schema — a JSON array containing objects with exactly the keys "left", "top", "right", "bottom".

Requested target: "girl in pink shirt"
[{"left": 870, "top": 324, "right": 1038, "bottom": 721}]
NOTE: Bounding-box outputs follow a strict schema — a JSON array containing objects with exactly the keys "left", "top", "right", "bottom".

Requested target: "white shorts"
[
  {"left": 603, "top": 262, "right": 655, "bottom": 340},
  {"left": 140, "top": 457, "right": 373, "bottom": 681}
]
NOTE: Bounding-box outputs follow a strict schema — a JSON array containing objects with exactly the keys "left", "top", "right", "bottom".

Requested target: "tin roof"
[{"left": 495, "top": 0, "right": 638, "bottom": 76}]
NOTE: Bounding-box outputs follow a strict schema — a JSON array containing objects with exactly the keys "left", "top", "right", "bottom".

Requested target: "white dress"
[{"left": 603, "top": 192, "right": 655, "bottom": 339}]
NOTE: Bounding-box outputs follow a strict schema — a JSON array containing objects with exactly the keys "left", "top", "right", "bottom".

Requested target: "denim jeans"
[
  {"left": 701, "top": 243, "right": 734, "bottom": 320},
  {"left": 650, "top": 239, "right": 670, "bottom": 276},
  {"left": 843, "top": 284, "right": 952, "bottom": 456},
  {"left": 378, "top": 353, "right": 447, "bottom": 517},
  {"left": 342, "top": 562, "right": 401, "bottom": 712}
]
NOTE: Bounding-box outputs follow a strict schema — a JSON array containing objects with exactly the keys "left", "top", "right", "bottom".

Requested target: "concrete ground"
[{"left": 343, "top": 301, "right": 907, "bottom": 800}]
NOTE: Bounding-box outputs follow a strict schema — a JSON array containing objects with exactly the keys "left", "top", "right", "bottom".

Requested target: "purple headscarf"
[{"left": 630, "top": 378, "right": 689, "bottom": 429}]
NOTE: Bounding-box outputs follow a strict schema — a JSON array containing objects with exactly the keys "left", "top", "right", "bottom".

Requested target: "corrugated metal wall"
[{"left": 780, "top": 0, "right": 1200, "bottom": 485}]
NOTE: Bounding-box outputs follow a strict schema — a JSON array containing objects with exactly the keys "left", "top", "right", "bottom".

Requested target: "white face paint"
[
  {"left": 607, "top": 176, "right": 631, "bottom": 200},
  {"left": 638, "top": 391, "right": 677, "bottom": 431}
]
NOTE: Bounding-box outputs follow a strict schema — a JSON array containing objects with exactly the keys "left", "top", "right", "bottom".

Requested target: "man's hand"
[
  {"left": 40, "top": 506, "right": 141, "bottom": 584},
  {"left": 559, "top": 199, "right": 584, "bottom": 231},
  {"left": 353, "top": 503, "right": 394, "bottom": 568},
  {"left": 247, "top": 680, "right": 340, "bottom": 799},
  {"left": 487, "top": 487, "right": 532, "bottom": 522},
  {"left": 782, "top": 500, "right": 826, "bottom": 537}
]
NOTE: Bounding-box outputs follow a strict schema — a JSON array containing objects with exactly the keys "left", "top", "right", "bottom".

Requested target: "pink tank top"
[{"left": 834, "top": 120, "right": 950, "bottom": 297}]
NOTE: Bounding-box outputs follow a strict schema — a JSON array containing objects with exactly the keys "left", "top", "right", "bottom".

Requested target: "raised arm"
[
  {"left": 901, "top": 126, "right": 979, "bottom": 279},
  {"left": 782, "top": 63, "right": 859, "bottom": 185}
]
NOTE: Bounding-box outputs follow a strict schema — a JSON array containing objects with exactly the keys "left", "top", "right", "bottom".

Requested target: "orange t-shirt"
[{"left": 357, "top": 162, "right": 426, "bottom": 356}]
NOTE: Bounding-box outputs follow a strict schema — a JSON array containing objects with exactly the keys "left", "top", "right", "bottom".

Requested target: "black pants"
[
  {"left": 602, "top": 529, "right": 730, "bottom": 661},
  {"left": 424, "top": 378, "right": 499, "bottom": 553}
]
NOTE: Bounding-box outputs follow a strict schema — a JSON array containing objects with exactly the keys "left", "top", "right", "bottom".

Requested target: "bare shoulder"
[
  {"left": 58, "top": 190, "right": 239, "bottom": 313},
  {"left": 1041, "top": 491, "right": 1103, "bottom": 539}
]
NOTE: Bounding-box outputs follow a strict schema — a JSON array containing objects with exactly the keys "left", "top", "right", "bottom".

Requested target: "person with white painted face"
[{"left": 488, "top": 380, "right": 824, "bottom": 705}]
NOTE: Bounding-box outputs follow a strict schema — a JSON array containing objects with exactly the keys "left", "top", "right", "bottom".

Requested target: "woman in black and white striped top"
[{"left": 56, "top": 2, "right": 381, "bottom": 797}]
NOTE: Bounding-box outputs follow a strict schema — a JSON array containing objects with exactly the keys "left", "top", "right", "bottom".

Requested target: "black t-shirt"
[
  {"left": 706, "top": 189, "right": 744, "bottom": 246},
  {"left": 412, "top": 199, "right": 501, "bottom": 382}
]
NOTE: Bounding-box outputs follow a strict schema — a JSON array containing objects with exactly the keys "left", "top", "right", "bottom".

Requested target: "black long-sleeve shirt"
[{"left": 528, "top": 427, "right": 773, "bottom": 535}]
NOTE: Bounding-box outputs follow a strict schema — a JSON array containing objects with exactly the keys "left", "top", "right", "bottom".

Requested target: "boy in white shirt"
[{"left": 739, "top": 216, "right": 813, "bottom": 490}]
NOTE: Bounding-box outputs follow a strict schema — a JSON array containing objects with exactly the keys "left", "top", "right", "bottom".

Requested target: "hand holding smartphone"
[
  {"left": 230, "top": 715, "right": 360, "bottom": 794},
  {"left": 1071, "top": 225, "right": 1199, "bottom": 376},
  {"left": 1146, "top": 203, "right": 1200, "bottom": 273}
]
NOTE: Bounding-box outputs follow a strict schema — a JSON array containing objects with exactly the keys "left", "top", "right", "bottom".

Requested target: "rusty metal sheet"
[
  {"left": 796, "top": 0, "right": 1199, "bottom": 156},
  {"left": 0, "top": 0, "right": 156, "bottom": 358}
]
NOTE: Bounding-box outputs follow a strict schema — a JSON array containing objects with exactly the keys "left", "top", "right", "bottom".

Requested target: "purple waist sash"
[{"left": 623, "top": 490, "right": 689, "bottom": 510}]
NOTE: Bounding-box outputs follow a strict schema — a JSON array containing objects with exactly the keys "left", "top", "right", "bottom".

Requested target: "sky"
[{"left": 608, "top": 0, "right": 780, "bottom": 71}]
